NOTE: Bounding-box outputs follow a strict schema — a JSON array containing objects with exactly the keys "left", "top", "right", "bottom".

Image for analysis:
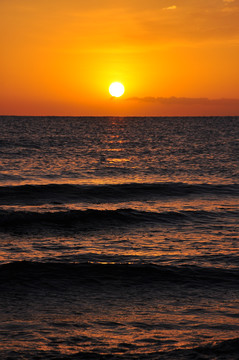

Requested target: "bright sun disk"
[{"left": 109, "top": 82, "right": 125, "bottom": 97}]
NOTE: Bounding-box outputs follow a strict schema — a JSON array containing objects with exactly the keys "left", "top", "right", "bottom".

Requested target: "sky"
[{"left": 1, "top": 0, "right": 239, "bottom": 116}]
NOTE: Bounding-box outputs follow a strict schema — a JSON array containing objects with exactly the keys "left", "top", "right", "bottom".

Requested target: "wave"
[
  {"left": 161, "top": 338, "right": 239, "bottom": 360},
  {"left": 0, "top": 182, "right": 238, "bottom": 205},
  {"left": 0, "top": 261, "right": 238, "bottom": 289},
  {"left": 0, "top": 208, "right": 237, "bottom": 230},
  {"left": 0, "top": 337, "right": 238, "bottom": 359}
]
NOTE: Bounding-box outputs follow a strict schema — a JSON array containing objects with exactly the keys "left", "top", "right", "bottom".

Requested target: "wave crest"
[
  {"left": 0, "top": 208, "right": 236, "bottom": 230},
  {"left": 0, "top": 182, "right": 238, "bottom": 205},
  {"left": 1, "top": 261, "right": 238, "bottom": 288}
]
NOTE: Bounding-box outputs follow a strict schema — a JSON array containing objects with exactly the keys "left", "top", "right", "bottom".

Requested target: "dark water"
[{"left": 0, "top": 116, "right": 238, "bottom": 359}]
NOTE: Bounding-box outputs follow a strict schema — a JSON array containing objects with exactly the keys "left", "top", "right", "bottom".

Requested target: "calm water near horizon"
[{"left": 0, "top": 116, "right": 238, "bottom": 359}]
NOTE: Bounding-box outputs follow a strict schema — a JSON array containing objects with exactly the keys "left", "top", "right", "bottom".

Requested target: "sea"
[{"left": 0, "top": 116, "right": 238, "bottom": 359}]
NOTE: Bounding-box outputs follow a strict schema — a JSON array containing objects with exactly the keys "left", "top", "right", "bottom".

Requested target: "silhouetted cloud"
[{"left": 126, "top": 96, "right": 239, "bottom": 106}]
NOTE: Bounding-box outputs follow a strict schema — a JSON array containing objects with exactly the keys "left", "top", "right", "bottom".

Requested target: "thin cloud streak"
[
  {"left": 126, "top": 96, "right": 239, "bottom": 106},
  {"left": 163, "top": 6, "right": 177, "bottom": 10}
]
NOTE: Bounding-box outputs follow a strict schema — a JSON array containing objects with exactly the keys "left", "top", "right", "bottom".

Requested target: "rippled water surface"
[{"left": 0, "top": 116, "right": 238, "bottom": 359}]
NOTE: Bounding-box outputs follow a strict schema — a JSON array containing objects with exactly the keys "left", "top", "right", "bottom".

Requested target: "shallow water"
[{"left": 0, "top": 116, "right": 238, "bottom": 359}]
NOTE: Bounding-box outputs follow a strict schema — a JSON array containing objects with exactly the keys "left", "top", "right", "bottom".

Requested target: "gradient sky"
[{"left": 1, "top": 0, "right": 239, "bottom": 116}]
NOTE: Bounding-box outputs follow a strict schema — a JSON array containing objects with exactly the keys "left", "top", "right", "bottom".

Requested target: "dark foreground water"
[{"left": 0, "top": 116, "right": 238, "bottom": 359}]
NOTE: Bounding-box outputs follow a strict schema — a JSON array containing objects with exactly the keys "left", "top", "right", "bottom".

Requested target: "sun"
[{"left": 109, "top": 82, "right": 125, "bottom": 97}]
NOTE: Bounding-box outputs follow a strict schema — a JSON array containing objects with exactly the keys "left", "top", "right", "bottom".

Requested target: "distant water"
[{"left": 0, "top": 116, "right": 238, "bottom": 359}]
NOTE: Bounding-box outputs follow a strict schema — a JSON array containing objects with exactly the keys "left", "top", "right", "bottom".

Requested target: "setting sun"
[{"left": 109, "top": 82, "right": 125, "bottom": 98}]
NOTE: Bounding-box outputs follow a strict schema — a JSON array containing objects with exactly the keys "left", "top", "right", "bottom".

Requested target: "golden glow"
[
  {"left": 1, "top": 0, "right": 239, "bottom": 116},
  {"left": 109, "top": 82, "right": 125, "bottom": 97}
]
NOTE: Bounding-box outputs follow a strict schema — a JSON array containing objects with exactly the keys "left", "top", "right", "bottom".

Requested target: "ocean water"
[{"left": 0, "top": 116, "right": 238, "bottom": 359}]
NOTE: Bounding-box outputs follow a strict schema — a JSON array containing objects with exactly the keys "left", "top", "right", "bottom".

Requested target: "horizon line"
[{"left": 1, "top": 114, "right": 239, "bottom": 118}]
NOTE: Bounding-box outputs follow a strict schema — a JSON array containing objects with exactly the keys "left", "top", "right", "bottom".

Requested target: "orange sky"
[{"left": 1, "top": 0, "right": 239, "bottom": 116}]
